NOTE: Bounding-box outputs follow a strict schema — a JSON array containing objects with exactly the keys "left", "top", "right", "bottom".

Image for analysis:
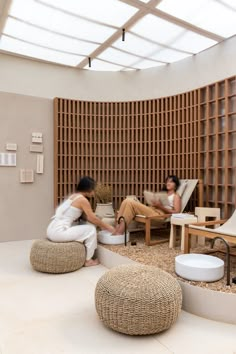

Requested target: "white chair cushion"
[{"left": 177, "top": 180, "right": 188, "bottom": 197}]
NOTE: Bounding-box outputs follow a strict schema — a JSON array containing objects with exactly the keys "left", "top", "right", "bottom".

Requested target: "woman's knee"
[
  {"left": 86, "top": 224, "right": 96, "bottom": 234},
  {"left": 122, "top": 198, "right": 135, "bottom": 208}
]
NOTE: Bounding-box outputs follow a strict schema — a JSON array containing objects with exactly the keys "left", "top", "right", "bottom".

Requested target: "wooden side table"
[{"left": 169, "top": 215, "right": 198, "bottom": 251}]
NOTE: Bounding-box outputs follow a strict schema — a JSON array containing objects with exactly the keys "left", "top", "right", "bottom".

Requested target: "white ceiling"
[{"left": 0, "top": 0, "right": 235, "bottom": 71}]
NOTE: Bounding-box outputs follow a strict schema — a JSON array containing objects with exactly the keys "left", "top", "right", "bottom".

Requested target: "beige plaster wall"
[{"left": 0, "top": 92, "right": 54, "bottom": 241}]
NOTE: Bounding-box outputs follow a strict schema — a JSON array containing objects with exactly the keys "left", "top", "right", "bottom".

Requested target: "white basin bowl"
[
  {"left": 175, "top": 254, "right": 224, "bottom": 282},
  {"left": 98, "top": 230, "right": 130, "bottom": 245}
]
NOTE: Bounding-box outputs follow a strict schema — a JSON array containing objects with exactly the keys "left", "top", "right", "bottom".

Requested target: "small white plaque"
[
  {"left": 30, "top": 144, "right": 43, "bottom": 153},
  {"left": 32, "top": 132, "right": 43, "bottom": 144},
  {"left": 20, "top": 169, "right": 34, "bottom": 183},
  {"left": 36, "top": 154, "right": 44, "bottom": 174},
  {"left": 6, "top": 143, "right": 17, "bottom": 151},
  {"left": 0, "top": 153, "right": 16, "bottom": 166}
]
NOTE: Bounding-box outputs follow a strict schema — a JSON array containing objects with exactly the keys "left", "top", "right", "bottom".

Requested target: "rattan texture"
[
  {"left": 95, "top": 264, "right": 182, "bottom": 335},
  {"left": 30, "top": 239, "right": 86, "bottom": 274}
]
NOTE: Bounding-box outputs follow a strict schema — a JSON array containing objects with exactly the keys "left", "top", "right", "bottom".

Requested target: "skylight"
[
  {"left": 157, "top": 0, "right": 236, "bottom": 37},
  {"left": 0, "top": 0, "right": 235, "bottom": 71}
]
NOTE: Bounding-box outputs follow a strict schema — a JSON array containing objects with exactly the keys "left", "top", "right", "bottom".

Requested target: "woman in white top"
[
  {"left": 113, "top": 175, "right": 181, "bottom": 235},
  {"left": 47, "top": 176, "right": 115, "bottom": 267}
]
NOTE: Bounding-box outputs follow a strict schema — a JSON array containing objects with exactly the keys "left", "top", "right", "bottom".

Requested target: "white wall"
[{"left": 0, "top": 35, "right": 235, "bottom": 101}]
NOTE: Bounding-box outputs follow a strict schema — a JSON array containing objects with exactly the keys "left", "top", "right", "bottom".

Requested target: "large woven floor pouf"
[
  {"left": 30, "top": 239, "right": 86, "bottom": 274},
  {"left": 95, "top": 264, "right": 182, "bottom": 335}
]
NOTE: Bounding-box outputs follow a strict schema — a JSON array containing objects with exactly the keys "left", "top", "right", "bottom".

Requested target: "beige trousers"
[{"left": 117, "top": 199, "right": 164, "bottom": 225}]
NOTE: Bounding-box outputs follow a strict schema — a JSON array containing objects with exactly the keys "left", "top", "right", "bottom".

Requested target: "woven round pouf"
[
  {"left": 95, "top": 264, "right": 182, "bottom": 335},
  {"left": 30, "top": 239, "right": 86, "bottom": 274}
]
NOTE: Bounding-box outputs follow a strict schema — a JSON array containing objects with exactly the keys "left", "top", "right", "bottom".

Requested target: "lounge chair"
[
  {"left": 135, "top": 179, "right": 203, "bottom": 246},
  {"left": 184, "top": 210, "right": 236, "bottom": 253}
]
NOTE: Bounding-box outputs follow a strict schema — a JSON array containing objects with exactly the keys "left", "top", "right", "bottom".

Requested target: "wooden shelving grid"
[{"left": 54, "top": 75, "right": 236, "bottom": 218}]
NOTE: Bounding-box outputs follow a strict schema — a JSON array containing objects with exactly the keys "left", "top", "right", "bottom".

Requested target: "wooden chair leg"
[
  {"left": 180, "top": 225, "right": 185, "bottom": 251},
  {"left": 169, "top": 224, "right": 176, "bottom": 249},
  {"left": 184, "top": 225, "right": 190, "bottom": 253},
  {"left": 145, "top": 219, "right": 151, "bottom": 246}
]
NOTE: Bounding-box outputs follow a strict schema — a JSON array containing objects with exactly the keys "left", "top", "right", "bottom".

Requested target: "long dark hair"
[
  {"left": 76, "top": 176, "right": 96, "bottom": 192},
  {"left": 162, "top": 175, "right": 180, "bottom": 191}
]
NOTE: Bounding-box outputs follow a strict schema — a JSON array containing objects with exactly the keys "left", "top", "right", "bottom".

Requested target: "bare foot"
[
  {"left": 84, "top": 258, "right": 99, "bottom": 267},
  {"left": 112, "top": 224, "right": 125, "bottom": 235}
]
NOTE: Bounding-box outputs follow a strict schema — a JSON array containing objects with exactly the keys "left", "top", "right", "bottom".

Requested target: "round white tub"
[
  {"left": 98, "top": 230, "right": 130, "bottom": 245},
  {"left": 175, "top": 254, "right": 224, "bottom": 282}
]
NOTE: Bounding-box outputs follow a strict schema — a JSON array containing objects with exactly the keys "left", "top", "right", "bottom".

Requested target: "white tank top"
[
  {"left": 167, "top": 193, "right": 175, "bottom": 209},
  {"left": 51, "top": 194, "right": 83, "bottom": 227}
]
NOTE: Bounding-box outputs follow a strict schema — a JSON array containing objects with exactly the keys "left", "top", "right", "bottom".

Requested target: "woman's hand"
[{"left": 105, "top": 225, "right": 115, "bottom": 234}]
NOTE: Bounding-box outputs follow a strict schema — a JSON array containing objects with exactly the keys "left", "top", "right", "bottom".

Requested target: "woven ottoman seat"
[
  {"left": 95, "top": 264, "right": 182, "bottom": 335},
  {"left": 30, "top": 239, "right": 86, "bottom": 274}
]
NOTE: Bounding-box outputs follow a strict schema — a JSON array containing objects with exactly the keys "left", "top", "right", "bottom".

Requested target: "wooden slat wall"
[
  {"left": 198, "top": 76, "right": 236, "bottom": 217},
  {"left": 54, "top": 75, "right": 236, "bottom": 217}
]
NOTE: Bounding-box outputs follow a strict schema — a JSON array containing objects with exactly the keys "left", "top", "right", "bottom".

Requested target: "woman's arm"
[
  {"left": 152, "top": 193, "right": 181, "bottom": 214},
  {"left": 73, "top": 197, "right": 115, "bottom": 233}
]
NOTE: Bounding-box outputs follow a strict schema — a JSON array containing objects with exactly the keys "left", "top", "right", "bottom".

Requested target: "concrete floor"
[{"left": 0, "top": 240, "right": 236, "bottom": 354}]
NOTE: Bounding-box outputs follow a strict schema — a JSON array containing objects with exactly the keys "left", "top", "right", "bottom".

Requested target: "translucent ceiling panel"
[
  {"left": 131, "top": 14, "right": 185, "bottom": 45},
  {"left": 39, "top": 0, "right": 138, "bottom": 27},
  {"left": 98, "top": 47, "right": 138, "bottom": 68},
  {"left": 3, "top": 0, "right": 234, "bottom": 71},
  {"left": 112, "top": 32, "right": 163, "bottom": 58},
  {"left": 98, "top": 47, "right": 163, "bottom": 70},
  {"left": 151, "top": 48, "right": 191, "bottom": 63},
  {"left": 4, "top": 17, "right": 99, "bottom": 55},
  {"left": 0, "top": 35, "right": 83, "bottom": 66},
  {"left": 113, "top": 32, "right": 193, "bottom": 64},
  {"left": 173, "top": 31, "right": 217, "bottom": 53},
  {"left": 9, "top": 0, "right": 116, "bottom": 42},
  {"left": 84, "top": 59, "right": 124, "bottom": 71},
  {"left": 220, "top": 0, "right": 236, "bottom": 8},
  {"left": 157, "top": 0, "right": 206, "bottom": 21},
  {"left": 130, "top": 59, "right": 165, "bottom": 70},
  {"left": 157, "top": 0, "right": 236, "bottom": 37}
]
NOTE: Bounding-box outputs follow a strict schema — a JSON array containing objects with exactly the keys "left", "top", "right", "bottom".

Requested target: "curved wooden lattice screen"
[{"left": 54, "top": 75, "right": 236, "bottom": 218}]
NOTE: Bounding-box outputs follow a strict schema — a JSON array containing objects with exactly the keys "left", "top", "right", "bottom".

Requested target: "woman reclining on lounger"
[{"left": 113, "top": 175, "right": 181, "bottom": 235}]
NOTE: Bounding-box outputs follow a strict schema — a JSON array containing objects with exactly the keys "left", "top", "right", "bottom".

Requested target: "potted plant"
[{"left": 94, "top": 183, "right": 115, "bottom": 220}]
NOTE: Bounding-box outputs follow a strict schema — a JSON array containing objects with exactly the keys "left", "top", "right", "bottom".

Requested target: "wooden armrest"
[
  {"left": 135, "top": 213, "right": 171, "bottom": 220},
  {"left": 188, "top": 219, "right": 227, "bottom": 227}
]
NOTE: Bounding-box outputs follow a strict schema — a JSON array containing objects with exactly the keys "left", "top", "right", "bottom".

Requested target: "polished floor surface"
[{"left": 0, "top": 240, "right": 236, "bottom": 354}]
